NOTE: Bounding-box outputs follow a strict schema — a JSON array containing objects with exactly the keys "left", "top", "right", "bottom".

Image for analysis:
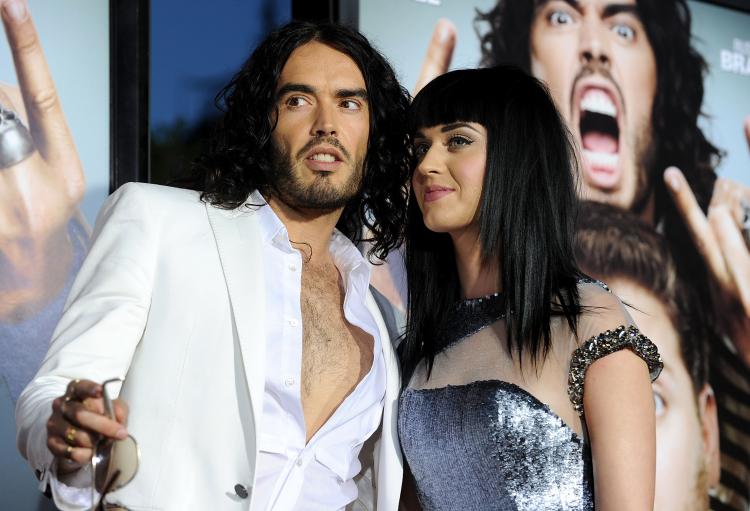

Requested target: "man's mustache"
[
  {"left": 296, "top": 136, "right": 351, "bottom": 162},
  {"left": 569, "top": 61, "right": 626, "bottom": 117}
]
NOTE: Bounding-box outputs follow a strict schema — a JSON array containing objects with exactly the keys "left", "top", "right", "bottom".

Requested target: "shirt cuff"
[{"left": 46, "top": 460, "right": 94, "bottom": 510}]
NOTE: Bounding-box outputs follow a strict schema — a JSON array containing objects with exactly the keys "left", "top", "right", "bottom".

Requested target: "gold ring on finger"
[
  {"left": 65, "top": 445, "right": 74, "bottom": 460},
  {"left": 65, "top": 426, "right": 77, "bottom": 445}
]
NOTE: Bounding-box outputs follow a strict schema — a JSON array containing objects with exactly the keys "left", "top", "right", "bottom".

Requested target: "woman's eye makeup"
[
  {"left": 413, "top": 141, "right": 430, "bottom": 160},
  {"left": 447, "top": 134, "right": 473, "bottom": 148}
]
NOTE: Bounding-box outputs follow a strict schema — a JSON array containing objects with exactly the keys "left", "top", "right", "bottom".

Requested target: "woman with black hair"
[{"left": 398, "top": 66, "right": 663, "bottom": 511}]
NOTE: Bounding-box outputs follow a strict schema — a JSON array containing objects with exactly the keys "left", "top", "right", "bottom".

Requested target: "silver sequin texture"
[
  {"left": 399, "top": 381, "right": 594, "bottom": 511},
  {"left": 568, "top": 325, "right": 663, "bottom": 415},
  {"left": 490, "top": 384, "right": 592, "bottom": 511}
]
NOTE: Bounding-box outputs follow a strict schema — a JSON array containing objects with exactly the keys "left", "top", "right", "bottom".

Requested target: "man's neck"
[{"left": 266, "top": 195, "right": 344, "bottom": 263}]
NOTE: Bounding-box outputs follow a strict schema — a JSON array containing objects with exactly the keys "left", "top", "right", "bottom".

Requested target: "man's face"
[
  {"left": 530, "top": 0, "right": 657, "bottom": 216},
  {"left": 607, "top": 277, "right": 720, "bottom": 511},
  {"left": 270, "top": 41, "right": 370, "bottom": 211}
]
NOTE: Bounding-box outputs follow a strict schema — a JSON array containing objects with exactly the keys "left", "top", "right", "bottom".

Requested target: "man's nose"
[
  {"left": 311, "top": 103, "right": 337, "bottom": 137},
  {"left": 578, "top": 16, "right": 611, "bottom": 68}
]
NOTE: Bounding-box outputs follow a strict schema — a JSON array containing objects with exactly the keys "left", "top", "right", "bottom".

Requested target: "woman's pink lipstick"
[{"left": 424, "top": 185, "right": 455, "bottom": 202}]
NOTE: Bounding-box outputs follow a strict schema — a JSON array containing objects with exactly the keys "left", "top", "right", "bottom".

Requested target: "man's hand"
[
  {"left": 47, "top": 379, "right": 129, "bottom": 475},
  {"left": 413, "top": 19, "right": 456, "bottom": 96},
  {"left": 664, "top": 159, "right": 750, "bottom": 365},
  {"left": 0, "top": 0, "right": 86, "bottom": 321}
]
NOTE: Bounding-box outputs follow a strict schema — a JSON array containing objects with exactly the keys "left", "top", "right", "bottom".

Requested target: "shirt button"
[
  {"left": 284, "top": 377, "right": 295, "bottom": 387},
  {"left": 296, "top": 457, "right": 303, "bottom": 467},
  {"left": 288, "top": 318, "right": 299, "bottom": 327},
  {"left": 234, "top": 484, "right": 249, "bottom": 499},
  {"left": 288, "top": 263, "right": 297, "bottom": 272}
]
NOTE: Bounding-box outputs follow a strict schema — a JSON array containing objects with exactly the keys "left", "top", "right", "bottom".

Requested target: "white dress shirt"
[{"left": 250, "top": 192, "right": 386, "bottom": 511}]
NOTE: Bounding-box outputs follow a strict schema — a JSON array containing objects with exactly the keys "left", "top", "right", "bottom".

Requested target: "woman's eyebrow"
[{"left": 441, "top": 122, "right": 481, "bottom": 134}]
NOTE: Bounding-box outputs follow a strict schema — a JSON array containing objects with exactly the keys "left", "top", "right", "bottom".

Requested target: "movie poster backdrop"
[
  {"left": 359, "top": 1, "right": 749, "bottom": 510},
  {"left": 0, "top": 1, "right": 109, "bottom": 508},
  {"left": 0, "top": 0, "right": 748, "bottom": 509}
]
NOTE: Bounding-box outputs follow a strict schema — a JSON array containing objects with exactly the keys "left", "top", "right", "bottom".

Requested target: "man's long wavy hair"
[{"left": 188, "top": 21, "right": 411, "bottom": 261}]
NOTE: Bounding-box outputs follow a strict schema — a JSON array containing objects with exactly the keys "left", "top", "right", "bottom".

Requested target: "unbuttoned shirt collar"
[
  {"left": 247, "top": 189, "right": 385, "bottom": 511},
  {"left": 248, "top": 190, "right": 371, "bottom": 297}
]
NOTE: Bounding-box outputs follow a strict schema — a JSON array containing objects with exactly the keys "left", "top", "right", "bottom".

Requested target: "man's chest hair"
[{"left": 299, "top": 261, "right": 373, "bottom": 385}]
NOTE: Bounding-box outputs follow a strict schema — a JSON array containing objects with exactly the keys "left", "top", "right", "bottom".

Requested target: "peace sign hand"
[{"left": 0, "top": 0, "right": 86, "bottom": 321}]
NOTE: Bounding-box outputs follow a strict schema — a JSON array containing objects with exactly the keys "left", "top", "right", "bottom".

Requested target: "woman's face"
[{"left": 412, "top": 122, "right": 488, "bottom": 235}]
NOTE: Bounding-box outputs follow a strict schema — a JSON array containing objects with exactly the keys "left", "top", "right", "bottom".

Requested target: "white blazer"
[{"left": 15, "top": 183, "right": 403, "bottom": 511}]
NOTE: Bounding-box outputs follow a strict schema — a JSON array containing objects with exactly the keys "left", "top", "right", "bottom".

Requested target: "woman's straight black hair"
[{"left": 401, "top": 66, "right": 585, "bottom": 383}]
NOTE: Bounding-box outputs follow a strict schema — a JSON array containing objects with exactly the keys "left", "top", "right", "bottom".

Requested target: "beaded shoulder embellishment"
[
  {"left": 567, "top": 325, "right": 663, "bottom": 416},
  {"left": 577, "top": 277, "right": 611, "bottom": 292}
]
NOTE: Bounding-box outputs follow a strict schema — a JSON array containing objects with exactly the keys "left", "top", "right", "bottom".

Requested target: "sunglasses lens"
[{"left": 94, "top": 435, "right": 139, "bottom": 494}]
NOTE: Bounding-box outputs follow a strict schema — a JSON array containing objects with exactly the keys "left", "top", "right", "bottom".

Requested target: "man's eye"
[
  {"left": 286, "top": 96, "right": 309, "bottom": 107},
  {"left": 653, "top": 391, "right": 665, "bottom": 417},
  {"left": 448, "top": 135, "right": 472, "bottom": 148},
  {"left": 340, "top": 99, "right": 361, "bottom": 110},
  {"left": 549, "top": 10, "right": 573, "bottom": 25},
  {"left": 612, "top": 23, "right": 635, "bottom": 41}
]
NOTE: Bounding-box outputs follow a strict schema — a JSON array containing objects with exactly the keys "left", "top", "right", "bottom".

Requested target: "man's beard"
[
  {"left": 690, "top": 462, "right": 710, "bottom": 511},
  {"left": 268, "top": 137, "right": 365, "bottom": 211},
  {"left": 627, "top": 127, "right": 656, "bottom": 216},
  {"left": 578, "top": 122, "right": 655, "bottom": 216},
  {"left": 679, "top": 444, "right": 710, "bottom": 511}
]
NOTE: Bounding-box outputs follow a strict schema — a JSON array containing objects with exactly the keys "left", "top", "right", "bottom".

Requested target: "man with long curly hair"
[
  {"left": 413, "top": 1, "right": 749, "bottom": 508},
  {"left": 16, "top": 21, "right": 409, "bottom": 510}
]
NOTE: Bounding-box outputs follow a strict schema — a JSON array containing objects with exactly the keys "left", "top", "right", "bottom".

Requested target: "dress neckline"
[
  {"left": 434, "top": 292, "right": 507, "bottom": 354},
  {"left": 456, "top": 291, "right": 504, "bottom": 309},
  {"left": 401, "top": 379, "right": 585, "bottom": 443}
]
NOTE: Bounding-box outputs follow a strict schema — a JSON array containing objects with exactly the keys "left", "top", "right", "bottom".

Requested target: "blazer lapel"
[
  {"left": 206, "top": 204, "right": 267, "bottom": 431},
  {"left": 366, "top": 291, "right": 403, "bottom": 509}
]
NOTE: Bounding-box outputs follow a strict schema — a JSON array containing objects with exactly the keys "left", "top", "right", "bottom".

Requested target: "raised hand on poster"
[
  {"left": 0, "top": 0, "right": 86, "bottom": 321},
  {"left": 369, "top": 19, "right": 458, "bottom": 312},
  {"left": 664, "top": 137, "right": 750, "bottom": 365},
  {"left": 413, "top": 18, "right": 456, "bottom": 95}
]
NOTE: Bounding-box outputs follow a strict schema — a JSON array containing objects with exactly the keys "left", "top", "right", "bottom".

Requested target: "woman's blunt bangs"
[{"left": 409, "top": 69, "right": 502, "bottom": 134}]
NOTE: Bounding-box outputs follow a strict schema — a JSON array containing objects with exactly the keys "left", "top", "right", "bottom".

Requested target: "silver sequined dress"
[{"left": 398, "top": 280, "right": 662, "bottom": 511}]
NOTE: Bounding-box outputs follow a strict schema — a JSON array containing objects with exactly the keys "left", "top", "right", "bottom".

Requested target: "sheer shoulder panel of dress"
[
  {"left": 406, "top": 280, "right": 657, "bottom": 396},
  {"left": 568, "top": 280, "right": 663, "bottom": 415}
]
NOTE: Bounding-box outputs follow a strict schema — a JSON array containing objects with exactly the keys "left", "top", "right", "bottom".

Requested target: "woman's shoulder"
[
  {"left": 574, "top": 277, "right": 631, "bottom": 333},
  {"left": 565, "top": 278, "right": 663, "bottom": 416}
]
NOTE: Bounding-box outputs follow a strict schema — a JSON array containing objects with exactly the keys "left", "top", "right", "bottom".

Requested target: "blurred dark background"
[{"left": 149, "top": 0, "right": 292, "bottom": 185}]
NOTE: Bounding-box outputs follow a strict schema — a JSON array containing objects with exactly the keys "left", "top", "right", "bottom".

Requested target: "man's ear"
[{"left": 697, "top": 383, "right": 721, "bottom": 488}]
